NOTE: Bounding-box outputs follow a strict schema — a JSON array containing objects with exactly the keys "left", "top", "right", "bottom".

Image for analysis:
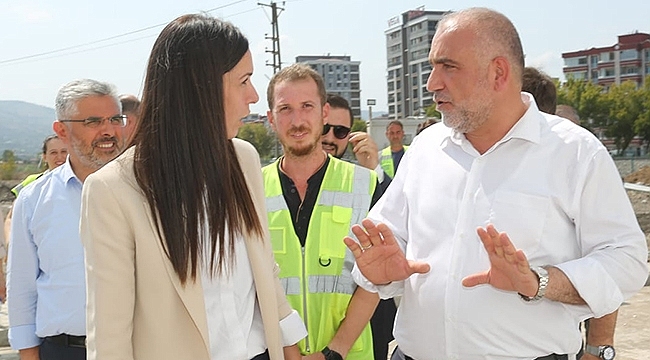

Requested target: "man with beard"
[
  {"left": 345, "top": 8, "right": 648, "bottom": 360},
  {"left": 321, "top": 94, "right": 395, "bottom": 360},
  {"left": 263, "top": 64, "right": 381, "bottom": 360},
  {"left": 8, "top": 79, "right": 125, "bottom": 360}
]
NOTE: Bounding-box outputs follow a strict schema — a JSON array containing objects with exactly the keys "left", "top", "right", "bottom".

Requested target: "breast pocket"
[{"left": 489, "top": 190, "right": 550, "bottom": 255}]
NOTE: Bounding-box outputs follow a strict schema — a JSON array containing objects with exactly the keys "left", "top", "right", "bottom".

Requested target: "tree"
[
  {"left": 236, "top": 123, "right": 275, "bottom": 160},
  {"left": 556, "top": 78, "right": 608, "bottom": 129},
  {"left": 351, "top": 119, "right": 367, "bottom": 132},
  {"left": 425, "top": 103, "right": 441, "bottom": 119},
  {"left": 633, "top": 76, "right": 650, "bottom": 150},
  {"left": 0, "top": 149, "right": 17, "bottom": 180},
  {"left": 605, "top": 81, "right": 643, "bottom": 154}
]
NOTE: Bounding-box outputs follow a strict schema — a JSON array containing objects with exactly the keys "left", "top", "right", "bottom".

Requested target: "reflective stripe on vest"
[{"left": 280, "top": 274, "right": 356, "bottom": 296}]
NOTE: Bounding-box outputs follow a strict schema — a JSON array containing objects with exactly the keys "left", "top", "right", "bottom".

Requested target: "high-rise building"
[
  {"left": 385, "top": 8, "right": 446, "bottom": 119},
  {"left": 295, "top": 55, "right": 361, "bottom": 118},
  {"left": 562, "top": 32, "right": 650, "bottom": 89}
]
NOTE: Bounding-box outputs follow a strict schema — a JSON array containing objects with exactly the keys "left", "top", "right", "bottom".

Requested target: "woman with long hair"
[{"left": 80, "top": 14, "right": 305, "bottom": 360}]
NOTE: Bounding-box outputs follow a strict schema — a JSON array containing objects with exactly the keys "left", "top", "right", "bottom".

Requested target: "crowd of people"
[{"left": 2, "top": 7, "right": 648, "bottom": 360}]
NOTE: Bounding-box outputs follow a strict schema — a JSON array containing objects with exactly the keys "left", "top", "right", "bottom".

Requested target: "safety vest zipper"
[{"left": 301, "top": 246, "right": 310, "bottom": 353}]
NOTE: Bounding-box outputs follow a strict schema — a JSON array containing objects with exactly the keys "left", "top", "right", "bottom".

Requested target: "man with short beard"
[
  {"left": 262, "top": 64, "right": 382, "bottom": 360},
  {"left": 345, "top": 7, "right": 648, "bottom": 360},
  {"left": 8, "top": 79, "right": 125, "bottom": 360}
]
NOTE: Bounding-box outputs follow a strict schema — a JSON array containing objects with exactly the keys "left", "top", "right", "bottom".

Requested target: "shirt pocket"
[{"left": 489, "top": 190, "right": 550, "bottom": 255}]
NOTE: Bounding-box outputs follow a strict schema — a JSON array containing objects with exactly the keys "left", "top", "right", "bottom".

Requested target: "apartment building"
[
  {"left": 295, "top": 55, "right": 361, "bottom": 118},
  {"left": 385, "top": 8, "right": 446, "bottom": 119},
  {"left": 562, "top": 32, "right": 650, "bottom": 89}
]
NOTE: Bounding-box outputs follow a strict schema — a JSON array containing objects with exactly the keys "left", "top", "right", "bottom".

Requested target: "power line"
[{"left": 0, "top": 0, "right": 251, "bottom": 65}]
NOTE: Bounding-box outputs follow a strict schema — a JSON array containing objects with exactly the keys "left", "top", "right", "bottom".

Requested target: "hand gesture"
[
  {"left": 344, "top": 218, "right": 430, "bottom": 285},
  {"left": 349, "top": 132, "right": 379, "bottom": 170},
  {"left": 461, "top": 224, "right": 539, "bottom": 297}
]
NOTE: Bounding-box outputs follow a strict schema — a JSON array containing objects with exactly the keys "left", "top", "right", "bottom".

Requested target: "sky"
[{"left": 1, "top": 0, "right": 649, "bottom": 116}]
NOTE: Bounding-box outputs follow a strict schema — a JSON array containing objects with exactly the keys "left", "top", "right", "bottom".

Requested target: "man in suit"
[{"left": 7, "top": 79, "right": 125, "bottom": 360}]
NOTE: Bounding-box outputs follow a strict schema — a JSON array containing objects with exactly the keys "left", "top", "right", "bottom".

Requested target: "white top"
[
  {"left": 202, "top": 232, "right": 305, "bottom": 359},
  {"left": 353, "top": 93, "right": 649, "bottom": 360}
]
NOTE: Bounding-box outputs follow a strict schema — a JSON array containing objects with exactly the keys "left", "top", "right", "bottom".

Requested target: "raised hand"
[
  {"left": 461, "top": 224, "right": 539, "bottom": 297},
  {"left": 344, "top": 218, "right": 430, "bottom": 285},
  {"left": 349, "top": 132, "right": 379, "bottom": 170}
]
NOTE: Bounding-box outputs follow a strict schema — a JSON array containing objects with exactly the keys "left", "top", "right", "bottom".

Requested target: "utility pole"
[
  {"left": 259, "top": 1, "right": 285, "bottom": 159},
  {"left": 259, "top": 1, "right": 283, "bottom": 74}
]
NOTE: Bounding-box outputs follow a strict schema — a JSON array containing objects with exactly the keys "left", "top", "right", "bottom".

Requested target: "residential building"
[
  {"left": 385, "top": 8, "right": 447, "bottom": 119},
  {"left": 562, "top": 32, "right": 650, "bottom": 89},
  {"left": 295, "top": 55, "right": 361, "bottom": 118}
]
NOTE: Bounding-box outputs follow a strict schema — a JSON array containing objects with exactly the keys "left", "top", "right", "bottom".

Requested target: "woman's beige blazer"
[{"left": 80, "top": 139, "right": 294, "bottom": 360}]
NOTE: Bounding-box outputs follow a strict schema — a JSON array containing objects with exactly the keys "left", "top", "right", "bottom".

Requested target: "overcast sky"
[{"left": 1, "top": 0, "right": 648, "bottom": 115}]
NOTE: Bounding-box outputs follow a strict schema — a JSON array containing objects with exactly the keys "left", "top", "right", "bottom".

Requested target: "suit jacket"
[{"left": 80, "top": 139, "right": 295, "bottom": 360}]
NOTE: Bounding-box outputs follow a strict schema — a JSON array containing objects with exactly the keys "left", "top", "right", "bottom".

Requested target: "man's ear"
[
  {"left": 321, "top": 102, "right": 330, "bottom": 122},
  {"left": 52, "top": 121, "right": 68, "bottom": 142},
  {"left": 491, "top": 56, "right": 510, "bottom": 91},
  {"left": 267, "top": 110, "right": 276, "bottom": 132}
]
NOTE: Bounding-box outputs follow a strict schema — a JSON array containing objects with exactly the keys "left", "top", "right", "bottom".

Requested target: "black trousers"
[
  {"left": 39, "top": 338, "right": 86, "bottom": 360},
  {"left": 251, "top": 349, "right": 270, "bottom": 360},
  {"left": 371, "top": 298, "right": 397, "bottom": 360}
]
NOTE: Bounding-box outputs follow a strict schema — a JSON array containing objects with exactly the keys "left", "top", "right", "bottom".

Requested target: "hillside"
[{"left": 0, "top": 101, "right": 55, "bottom": 159}]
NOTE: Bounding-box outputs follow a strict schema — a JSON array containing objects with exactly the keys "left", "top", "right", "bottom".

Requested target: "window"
[
  {"left": 428, "top": 21, "right": 437, "bottom": 31},
  {"left": 620, "top": 49, "right": 638, "bottom": 61},
  {"left": 395, "top": 69, "right": 401, "bottom": 77},
  {"left": 601, "top": 68, "right": 615, "bottom": 77},
  {"left": 413, "top": 89, "right": 418, "bottom": 99},
  {"left": 388, "top": 70, "right": 394, "bottom": 79},
  {"left": 350, "top": 74, "right": 359, "bottom": 81},
  {"left": 396, "top": 80, "right": 401, "bottom": 89},
  {"left": 422, "top": 73, "right": 430, "bottom": 84},
  {"left": 388, "top": 94, "right": 395, "bottom": 103},
  {"left": 396, "top": 92, "right": 402, "bottom": 102},
  {"left": 350, "top": 65, "right": 359, "bottom": 72},
  {"left": 621, "top": 66, "right": 639, "bottom": 75},
  {"left": 578, "top": 57, "right": 587, "bottom": 65},
  {"left": 388, "top": 105, "right": 395, "bottom": 114},
  {"left": 412, "top": 76, "right": 418, "bottom": 86},
  {"left": 397, "top": 105, "right": 402, "bottom": 114},
  {"left": 412, "top": 64, "right": 419, "bottom": 73},
  {"left": 564, "top": 57, "right": 586, "bottom": 67},
  {"left": 388, "top": 82, "right": 394, "bottom": 91}
]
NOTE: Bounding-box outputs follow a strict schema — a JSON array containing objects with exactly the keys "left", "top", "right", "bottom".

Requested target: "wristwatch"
[
  {"left": 519, "top": 266, "right": 548, "bottom": 302},
  {"left": 321, "top": 346, "right": 343, "bottom": 360},
  {"left": 585, "top": 344, "right": 616, "bottom": 360}
]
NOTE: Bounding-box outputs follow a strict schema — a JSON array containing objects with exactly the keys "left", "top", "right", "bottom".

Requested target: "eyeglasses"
[
  {"left": 322, "top": 124, "right": 351, "bottom": 139},
  {"left": 59, "top": 115, "right": 127, "bottom": 128}
]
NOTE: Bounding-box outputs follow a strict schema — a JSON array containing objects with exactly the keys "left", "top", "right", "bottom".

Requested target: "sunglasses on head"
[{"left": 322, "top": 124, "right": 351, "bottom": 139}]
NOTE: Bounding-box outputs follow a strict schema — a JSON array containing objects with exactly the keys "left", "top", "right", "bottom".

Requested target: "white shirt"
[
  {"left": 353, "top": 94, "right": 649, "bottom": 360},
  {"left": 201, "top": 232, "right": 306, "bottom": 359}
]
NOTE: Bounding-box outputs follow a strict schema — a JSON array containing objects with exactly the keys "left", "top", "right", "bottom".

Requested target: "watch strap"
[
  {"left": 321, "top": 346, "right": 343, "bottom": 360},
  {"left": 519, "top": 266, "right": 549, "bottom": 302}
]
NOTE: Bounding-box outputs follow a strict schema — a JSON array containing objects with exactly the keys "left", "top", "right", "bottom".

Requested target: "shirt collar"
[
  {"left": 442, "top": 92, "right": 543, "bottom": 148},
  {"left": 54, "top": 155, "right": 83, "bottom": 187}
]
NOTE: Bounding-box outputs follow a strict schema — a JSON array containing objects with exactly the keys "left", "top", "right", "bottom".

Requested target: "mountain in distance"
[
  {"left": 0, "top": 101, "right": 56, "bottom": 159},
  {"left": 360, "top": 109, "right": 388, "bottom": 121}
]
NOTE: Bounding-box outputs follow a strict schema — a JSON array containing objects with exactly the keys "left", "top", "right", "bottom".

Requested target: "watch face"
[{"left": 602, "top": 346, "right": 615, "bottom": 360}]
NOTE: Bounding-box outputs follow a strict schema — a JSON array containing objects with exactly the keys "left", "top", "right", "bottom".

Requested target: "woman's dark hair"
[
  {"left": 42, "top": 134, "right": 59, "bottom": 154},
  {"left": 133, "top": 14, "right": 262, "bottom": 284}
]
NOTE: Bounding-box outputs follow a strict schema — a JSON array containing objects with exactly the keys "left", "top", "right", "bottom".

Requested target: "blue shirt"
[{"left": 7, "top": 159, "right": 86, "bottom": 350}]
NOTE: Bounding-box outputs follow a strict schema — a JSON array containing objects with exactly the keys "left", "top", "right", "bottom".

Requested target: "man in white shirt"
[{"left": 345, "top": 7, "right": 649, "bottom": 360}]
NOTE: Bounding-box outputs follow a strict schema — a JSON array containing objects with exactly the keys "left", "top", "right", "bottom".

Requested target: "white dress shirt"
[
  {"left": 353, "top": 94, "right": 649, "bottom": 360},
  {"left": 202, "top": 232, "right": 306, "bottom": 360},
  {"left": 7, "top": 159, "right": 86, "bottom": 350}
]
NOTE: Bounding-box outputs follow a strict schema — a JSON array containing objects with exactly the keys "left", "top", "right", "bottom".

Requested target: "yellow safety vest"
[
  {"left": 379, "top": 145, "right": 408, "bottom": 179},
  {"left": 11, "top": 172, "right": 44, "bottom": 196},
  {"left": 262, "top": 157, "right": 376, "bottom": 359}
]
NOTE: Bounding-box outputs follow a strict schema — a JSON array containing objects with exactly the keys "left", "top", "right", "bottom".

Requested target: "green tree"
[
  {"left": 236, "top": 123, "right": 275, "bottom": 160},
  {"left": 425, "top": 103, "right": 441, "bottom": 119},
  {"left": 351, "top": 119, "right": 367, "bottom": 132},
  {"left": 556, "top": 78, "right": 608, "bottom": 129},
  {"left": 0, "top": 149, "right": 17, "bottom": 180},
  {"left": 633, "top": 76, "right": 650, "bottom": 150},
  {"left": 605, "top": 81, "right": 643, "bottom": 154}
]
